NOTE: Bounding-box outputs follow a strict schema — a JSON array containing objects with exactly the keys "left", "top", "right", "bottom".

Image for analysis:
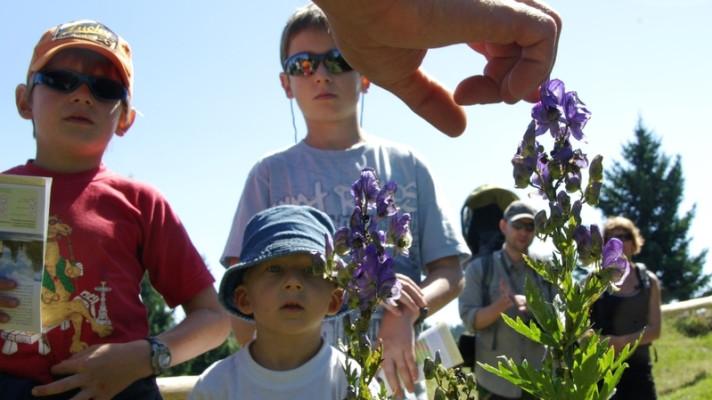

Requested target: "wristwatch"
[{"left": 146, "top": 336, "right": 171, "bottom": 375}]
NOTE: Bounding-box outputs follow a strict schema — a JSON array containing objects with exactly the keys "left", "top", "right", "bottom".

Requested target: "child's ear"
[
  {"left": 115, "top": 107, "right": 136, "bottom": 137},
  {"left": 326, "top": 287, "right": 345, "bottom": 316},
  {"left": 15, "top": 84, "right": 33, "bottom": 120},
  {"left": 234, "top": 286, "right": 254, "bottom": 316},
  {"left": 360, "top": 76, "right": 370, "bottom": 94},
  {"left": 279, "top": 72, "right": 293, "bottom": 99}
]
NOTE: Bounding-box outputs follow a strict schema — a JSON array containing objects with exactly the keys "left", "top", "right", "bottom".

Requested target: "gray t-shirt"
[{"left": 221, "top": 137, "right": 468, "bottom": 280}]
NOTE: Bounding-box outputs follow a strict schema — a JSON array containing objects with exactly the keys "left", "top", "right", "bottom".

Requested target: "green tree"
[
  {"left": 140, "top": 273, "right": 239, "bottom": 376},
  {"left": 598, "top": 119, "right": 709, "bottom": 301}
]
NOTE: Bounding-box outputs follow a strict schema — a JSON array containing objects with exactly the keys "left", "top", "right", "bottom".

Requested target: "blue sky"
[{"left": 1, "top": 0, "right": 710, "bottom": 325}]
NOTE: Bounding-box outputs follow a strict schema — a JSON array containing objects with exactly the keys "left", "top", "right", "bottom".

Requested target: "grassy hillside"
[{"left": 656, "top": 311, "right": 712, "bottom": 399}]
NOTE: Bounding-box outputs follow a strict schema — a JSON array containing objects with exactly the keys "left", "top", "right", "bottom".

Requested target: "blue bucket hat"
[{"left": 218, "top": 204, "right": 338, "bottom": 320}]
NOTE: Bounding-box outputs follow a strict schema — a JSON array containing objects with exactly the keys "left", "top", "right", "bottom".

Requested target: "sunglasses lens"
[
  {"left": 35, "top": 70, "right": 126, "bottom": 101},
  {"left": 285, "top": 53, "right": 315, "bottom": 76},
  {"left": 512, "top": 221, "right": 535, "bottom": 232},
  {"left": 38, "top": 70, "right": 80, "bottom": 92},
  {"left": 91, "top": 77, "right": 127, "bottom": 101},
  {"left": 284, "top": 50, "right": 353, "bottom": 76},
  {"left": 323, "top": 50, "right": 352, "bottom": 74}
]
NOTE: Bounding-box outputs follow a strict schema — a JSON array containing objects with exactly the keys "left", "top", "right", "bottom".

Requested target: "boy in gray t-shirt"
[{"left": 221, "top": 4, "right": 469, "bottom": 398}]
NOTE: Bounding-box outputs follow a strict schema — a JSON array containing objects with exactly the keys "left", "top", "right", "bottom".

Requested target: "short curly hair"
[{"left": 603, "top": 216, "right": 645, "bottom": 255}]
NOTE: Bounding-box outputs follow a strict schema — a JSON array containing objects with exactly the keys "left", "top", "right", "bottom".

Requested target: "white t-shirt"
[{"left": 189, "top": 341, "right": 381, "bottom": 400}]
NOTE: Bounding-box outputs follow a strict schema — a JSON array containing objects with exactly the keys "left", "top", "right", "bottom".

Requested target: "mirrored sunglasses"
[
  {"left": 283, "top": 49, "right": 353, "bottom": 76},
  {"left": 510, "top": 220, "right": 535, "bottom": 232},
  {"left": 32, "top": 70, "right": 128, "bottom": 102}
]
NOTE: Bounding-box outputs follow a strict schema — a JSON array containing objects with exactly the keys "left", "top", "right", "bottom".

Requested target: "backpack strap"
[{"left": 481, "top": 253, "right": 494, "bottom": 306}]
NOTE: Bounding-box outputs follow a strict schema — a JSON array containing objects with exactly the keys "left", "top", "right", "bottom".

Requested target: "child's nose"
[
  {"left": 282, "top": 271, "right": 304, "bottom": 290},
  {"left": 70, "top": 83, "right": 94, "bottom": 105},
  {"left": 313, "top": 62, "right": 333, "bottom": 82}
]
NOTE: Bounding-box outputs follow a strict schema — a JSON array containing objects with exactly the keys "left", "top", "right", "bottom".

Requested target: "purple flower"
[
  {"left": 563, "top": 91, "right": 591, "bottom": 141},
  {"left": 334, "top": 227, "right": 351, "bottom": 255},
  {"left": 388, "top": 213, "right": 412, "bottom": 256},
  {"left": 351, "top": 168, "right": 379, "bottom": 207},
  {"left": 376, "top": 181, "right": 398, "bottom": 217},
  {"left": 602, "top": 238, "right": 630, "bottom": 286},
  {"left": 532, "top": 79, "right": 566, "bottom": 137},
  {"left": 351, "top": 244, "right": 401, "bottom": 309},
  {"left": 573, "top": 225, "right": 594, "bottom": 265}
]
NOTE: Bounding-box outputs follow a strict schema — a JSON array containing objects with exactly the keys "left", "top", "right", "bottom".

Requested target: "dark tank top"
[{"left": 591, "top": 264, "right": 651, "bottom": 364}]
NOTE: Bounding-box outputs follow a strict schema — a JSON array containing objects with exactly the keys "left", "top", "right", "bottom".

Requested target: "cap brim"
[{"left": 508, "top": 214, "right": 535, "bottom": 222}]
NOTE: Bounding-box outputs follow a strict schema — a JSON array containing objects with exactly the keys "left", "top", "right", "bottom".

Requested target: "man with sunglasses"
[
  {"left": 1, "top": 19, "right": 229, "bottom": 399},
  {"left": 459, "top": 200, "right": 555, "bottom": 399}
]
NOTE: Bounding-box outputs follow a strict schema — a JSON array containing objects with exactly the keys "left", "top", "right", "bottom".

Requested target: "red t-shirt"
[{"left": 0, "top": 162, "right": 214, "bottom": 383}]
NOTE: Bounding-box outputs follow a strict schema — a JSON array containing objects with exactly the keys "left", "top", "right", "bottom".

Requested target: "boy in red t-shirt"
[{"left": 0, "top": 19, "right": 229, "bottom": 399}]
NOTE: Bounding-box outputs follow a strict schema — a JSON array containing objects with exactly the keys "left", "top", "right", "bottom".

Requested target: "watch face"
[{"left": 158, "top": 352, "right": 171, "bottom": 368}]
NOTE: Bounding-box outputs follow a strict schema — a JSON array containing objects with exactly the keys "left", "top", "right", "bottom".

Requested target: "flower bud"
[
  {"left": 589, "top": 154, "right": 604, "bottom": 182},
  {"left": 534, "top": 209, "right": 549, "bottom": 235},
  {"left": 565, "top": 170, "right": 581, "bottom": 193},
  {"left": 557, "top": 191, "right": 571, "bottom": 216},
  {"left": 549, "top": 201, "right": 564, "bottom": 228},
  {"left": 584, "top": 181, "right": 602, "bottom": 206},
  {"left": 571, "top": 200, "right": 582, "bottom": 226},
  {"left": 590, "top": 224, "right": 603, "bottom": 260}
]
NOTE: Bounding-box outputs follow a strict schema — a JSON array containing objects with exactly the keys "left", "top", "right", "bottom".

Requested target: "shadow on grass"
[{"left": 659, "top": 371, "right": 708, "bottom": 396}]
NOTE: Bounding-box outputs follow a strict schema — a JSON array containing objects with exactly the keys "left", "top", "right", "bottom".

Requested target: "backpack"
[{"left": 457, "top": 185, "right": 518, "bottom": 368}]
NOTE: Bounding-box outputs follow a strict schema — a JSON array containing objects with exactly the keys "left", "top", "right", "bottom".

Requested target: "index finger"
[
  {"left": 32, "top": 374, "right": 82, "bottom": 397},
  {"left": 384, "top": 70, "right": 467, "bottom": 137}
]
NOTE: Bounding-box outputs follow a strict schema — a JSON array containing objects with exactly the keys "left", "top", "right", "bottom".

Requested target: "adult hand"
[
  {"left": 313, "top": 0, "right": 562, "bottom": 136},
  {"left": 32, "top": 341, "right": 151, "bottom": 399},
  {"left": 0, "top": 278, "right": 19, "bottom": 323},
  {"left": 497, "top": 279, "right": 527, "bottom": 313},
  {"left": 378, "top": 306, "right": 419, "bottom": 398}
]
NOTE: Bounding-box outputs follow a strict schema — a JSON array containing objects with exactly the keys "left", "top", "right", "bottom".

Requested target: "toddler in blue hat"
[{"left": 190, "top": 205, "right": 380, "bottom": 399}]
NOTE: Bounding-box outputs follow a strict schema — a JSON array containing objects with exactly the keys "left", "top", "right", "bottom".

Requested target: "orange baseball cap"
[{"left": 27, "top": 20, "right": 133, "bottom": 99}]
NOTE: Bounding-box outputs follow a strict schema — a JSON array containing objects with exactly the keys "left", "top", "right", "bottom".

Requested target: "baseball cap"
[
  {"left": 27, "top": 20, "right": 133, "bottom": 99},
  {"left": 219, "top": 205, "right": 341, "bottom": 320},
  {"left": 503, "top": 200, "right": 537, "bottom": 223}
]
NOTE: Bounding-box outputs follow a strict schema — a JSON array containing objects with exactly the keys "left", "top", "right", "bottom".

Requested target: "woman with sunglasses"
[
  {"left": 591, "top": 216, "right": 662, "bottom": 399},
  {"left": 221, "top": 3, "right": 469, "bottom": 399}
]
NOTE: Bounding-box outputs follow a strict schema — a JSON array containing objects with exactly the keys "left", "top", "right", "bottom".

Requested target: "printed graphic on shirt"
[
  {"left": 0, "top": 216, "right": 113, "bottom": 356},
  {"left": 275, "top": 180, "right": 418, "bottom": 226}
]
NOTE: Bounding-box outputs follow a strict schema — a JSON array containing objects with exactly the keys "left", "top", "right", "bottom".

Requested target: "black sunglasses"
[
  {"left": 32, "top": 70, "right": 128, "bottom": 102},
  {"left": 510, "top": 220, "right": 535, "bottom": 232},
  {"left": 283, "top": 49, "right": 353, "bottom": 76},
  {"left": 607, "top": 232, "right": 633, "bottom": 242}
]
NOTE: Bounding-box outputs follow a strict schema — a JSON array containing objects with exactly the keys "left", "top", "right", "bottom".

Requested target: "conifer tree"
[{"left": 598, "top": 120, "right": 709, "bottom": 301}]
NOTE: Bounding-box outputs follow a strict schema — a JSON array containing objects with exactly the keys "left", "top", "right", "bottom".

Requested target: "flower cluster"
[
  {"left": 472, "top": 79, "right": 637, "bottom": 399},
  {"left": 324, "top": 167, "right": 412, "bottom": 399}
]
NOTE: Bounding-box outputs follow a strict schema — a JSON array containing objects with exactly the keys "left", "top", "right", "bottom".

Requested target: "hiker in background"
[
  {"left": 459, "top": 199, "right": 554, "bottom": 400},
  {"left": 591, "top": 216, "right": 661, "bottom": 400}
]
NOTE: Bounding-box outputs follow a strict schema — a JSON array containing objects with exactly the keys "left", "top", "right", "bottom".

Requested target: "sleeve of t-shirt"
[
  {"left": 220, "top": 161, "right": 271, "bottom": 267},
  {"left": 138, "top": 187, "right": 214, "bottom": 308},
  {"left": 459, "top": 257, "right": 484, "bottom": 331},
  {"left": 413, "top": 157, "right": 470, "bottom": 267}
]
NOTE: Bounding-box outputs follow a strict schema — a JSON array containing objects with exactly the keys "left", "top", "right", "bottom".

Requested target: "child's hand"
[
  {"left": 31, "top": 340, "right": 152, "bottom": 399},
  {"left": 378, "top": 306, "right": 419, "bottom": 398},
  {"left": 0, "top": 278, "right": 19, "bottom": 323},
  {"left": 381, "top": 274, "right": 426, "bottom": 322}
]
